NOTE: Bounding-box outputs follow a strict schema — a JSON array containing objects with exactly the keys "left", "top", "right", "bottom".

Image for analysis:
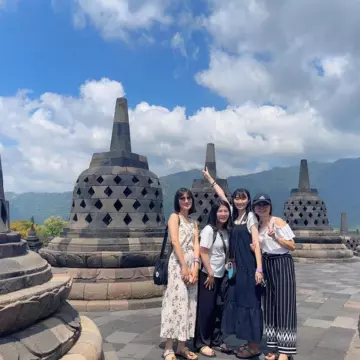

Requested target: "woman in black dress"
[{"left": 202, "top": 168, "right": 264, "bottom": 359}]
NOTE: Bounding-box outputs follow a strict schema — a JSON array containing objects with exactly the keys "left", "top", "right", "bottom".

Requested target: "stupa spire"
[
  {"left": 0, "top": 155, "right": 8, "bottom": 233},
  {"left": 0, "top": 155, "right": 5, "bottom": 200},
  {"left": 110, "top": 97, "right": 132, "bottom": 153},
  {"left": 205, "top": 143, "right": 217, "bottom": 180},
  {"left": 298, "top": 159, "right": 310, "bottom": 192}
]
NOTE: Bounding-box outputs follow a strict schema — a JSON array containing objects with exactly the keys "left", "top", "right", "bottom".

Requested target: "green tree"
[{"left": 41, "top": 216, "right": 68, "bottom": 238}]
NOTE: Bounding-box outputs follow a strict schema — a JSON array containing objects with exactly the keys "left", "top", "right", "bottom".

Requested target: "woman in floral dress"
[{"left": 160, "top": 188, "right": 200, "bottom": 360}]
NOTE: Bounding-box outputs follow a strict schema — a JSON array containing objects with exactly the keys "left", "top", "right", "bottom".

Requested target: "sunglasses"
[
  {"left": 180, "top": 196, "right": 192, "bottom": 201},
  {"left": 256, "top": 202, "right": 270, "bottom": 207}
]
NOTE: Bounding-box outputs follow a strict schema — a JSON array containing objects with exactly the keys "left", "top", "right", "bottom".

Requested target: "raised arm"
[{"left": 202, "top": 167, "right": 229, "bottom": 204}]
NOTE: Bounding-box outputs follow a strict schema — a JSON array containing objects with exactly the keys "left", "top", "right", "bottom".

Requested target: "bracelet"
[
  {"left": 256, "top": 268, "right": 263, "bottom": 273},
  {"left": 211, "top": 181, "right": 217, "bottom": 187},
  {"left": 193, "top": 258, "right": 200, "bottom": 264}
]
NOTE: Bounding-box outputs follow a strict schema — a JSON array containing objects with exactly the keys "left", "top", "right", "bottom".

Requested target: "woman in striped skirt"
[{"left": 252, "top": 193, "right": 296, "bottom": 360}]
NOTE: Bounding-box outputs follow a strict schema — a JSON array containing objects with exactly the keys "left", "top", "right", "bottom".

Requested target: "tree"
[
  {"left": 41, "top": 216, "right": 68, "bottom": 238},
  {"left": 10, "top": 219, "right": 41, "bottom": 239}
]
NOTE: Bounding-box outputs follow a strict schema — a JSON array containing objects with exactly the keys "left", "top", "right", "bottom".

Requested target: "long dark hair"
[
  {"left": 207, "top": 199, "right": 232, "bottom": 230},
  {"left": 173, "top": 187, "right": 196, "bottom": 215},
  {"left": 231, "top": 188, "right": 252, "bottom": 222}
]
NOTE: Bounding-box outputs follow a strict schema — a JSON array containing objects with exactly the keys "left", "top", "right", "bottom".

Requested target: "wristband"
[
  {"left": 256, "top": 268, "right": 263, "bottom": 273},
  {"left": 193, "top": 258, "right": 200, "bottom": 264}
]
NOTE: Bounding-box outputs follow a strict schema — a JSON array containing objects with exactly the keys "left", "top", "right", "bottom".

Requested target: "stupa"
[
  {"left": 284, "top": 159, "right": 354, "bottom": 262},
  {"left": 26, "top": 223, "right": 42, "bottom": 252},
  {"left": 191, "top": 143, "right": 231, "bottom": 228},
  {"left": 339, "top": 212, "right": 360, "bottom": 256},
  {"left": 40, "top": 97, "right": 166, "bottom": 311},
  {"left": 0, "top": 155, "right": 103, "bottom": 359}
]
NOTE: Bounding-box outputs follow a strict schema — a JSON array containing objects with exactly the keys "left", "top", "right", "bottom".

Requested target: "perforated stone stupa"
[
  {"left": 284, "top": 159, "right": 354, "bottom": 262},
  {"left": 0, "top": 155, "right": 103, "bottom": 359},
  {"left": 191, "top": 143, "right": 230, "bottom": 228},
  {"left": 40, "top": 97, "right": 166, "bottom": 311}
]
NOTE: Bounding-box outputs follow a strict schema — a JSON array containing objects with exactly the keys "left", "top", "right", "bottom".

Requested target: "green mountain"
[{"left": 5, "top": 158, "right": 360, "bottom": 228}]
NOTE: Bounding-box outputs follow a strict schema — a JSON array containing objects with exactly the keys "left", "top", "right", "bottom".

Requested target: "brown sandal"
[
  {"left": 176, "top": 347, "right": 198, "bottom": 360},
  {"left": 234, "top": 345, "right": 261, "bottom": 359}
]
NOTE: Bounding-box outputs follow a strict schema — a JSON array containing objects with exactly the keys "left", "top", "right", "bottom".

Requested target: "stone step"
[
  {"left": 0, "top": 251, "right": 53, "bottom": 295},
  {"left": 0, "top": 239, "right": 28, "bottom": 259},
  {"left": 0, "top": 274, "right": 72, "bottom": 335}
]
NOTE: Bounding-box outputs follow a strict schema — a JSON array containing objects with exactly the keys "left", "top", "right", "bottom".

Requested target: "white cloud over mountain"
[
  {"left": 2, "top": 0, "right": 360, "bottom": 193},
  {"left": 2, "top": 78, "right": 360, "bottom": 193}
]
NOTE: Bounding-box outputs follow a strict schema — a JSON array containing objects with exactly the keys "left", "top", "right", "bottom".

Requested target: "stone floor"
[{"left": 80, "top": 262, "right": 360, "bottom": 360}]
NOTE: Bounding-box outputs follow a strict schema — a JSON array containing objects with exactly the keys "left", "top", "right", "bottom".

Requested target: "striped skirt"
[{"left": 263, "top": 253, "right": 297, "bottom": 355}]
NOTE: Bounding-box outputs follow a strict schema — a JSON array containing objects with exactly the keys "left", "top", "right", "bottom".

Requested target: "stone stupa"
[
  {"left": 340, "top": 212, "right": 360, "bottom": 256},
  {"left": 40, "top": 97, "right": 166, "bottom": 311},
  {"left": 191, "top": 143, "right": 231, "bottom": 228},
  {"left": 26, "top": 223, "right": 42, "bottom": 252},
  {"left": 0, "top": 155, "right": 103, "bottom": 359},
  {"left": 284, "top": 159, "right": 354, "bottom": 262}
]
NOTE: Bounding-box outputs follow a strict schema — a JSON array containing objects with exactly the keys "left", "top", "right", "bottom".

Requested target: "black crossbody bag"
[{"left": 153, "top": 217, "right": 180, "bottom": 286}]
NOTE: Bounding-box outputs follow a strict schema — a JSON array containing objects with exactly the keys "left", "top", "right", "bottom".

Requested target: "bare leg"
[{"left": 163, "top": 339, "right": 176, "bottom": 360}]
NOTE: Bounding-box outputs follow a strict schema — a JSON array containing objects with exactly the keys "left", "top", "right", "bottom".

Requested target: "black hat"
[{"left": 252, "top": 193, "right": 272, "bottom": 206}]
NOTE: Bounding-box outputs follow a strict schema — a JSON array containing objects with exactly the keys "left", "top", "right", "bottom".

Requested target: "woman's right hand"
[
  {"left": 204, "top": 270, "right": 215, "bottom": 290},
  {"left": 181, "top": 265, "right": 190, "bottom": 283},
  {"left": 202, "top": 167, "right": 211, "bottom": 181}
]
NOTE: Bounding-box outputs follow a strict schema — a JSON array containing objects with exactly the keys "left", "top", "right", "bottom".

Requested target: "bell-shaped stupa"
[
  {"left": 191, "top": 143, "right": 231, "bottom": 228},
  {"left": 0, "top": 155, "right": 103, "bottom": 359},
  {"left": 40, "top": 97, "right": 166, "bottom": 311},
  {"left": 284, "top": 159, "right": 355, "bottom": 262}
]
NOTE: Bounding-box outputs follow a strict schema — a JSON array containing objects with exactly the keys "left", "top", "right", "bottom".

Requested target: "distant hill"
[{"left": 5, "top": 158, "right": 360, "bottom": 228}]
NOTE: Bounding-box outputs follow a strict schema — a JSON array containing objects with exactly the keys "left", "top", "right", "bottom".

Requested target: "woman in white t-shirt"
[
  {"left": 252, "top": 193, "right": 296, "bottom": 360},
  {"left": 202, "top": 168, "right": 264, "bottom": 359},
  {"left": 194, "top": 199, "right": 232, "bottom": 357}
]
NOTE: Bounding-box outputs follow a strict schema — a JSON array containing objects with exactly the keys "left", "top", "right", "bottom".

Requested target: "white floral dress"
[{"left": 160, "top": 216, "right": 198, "bottom": 341}]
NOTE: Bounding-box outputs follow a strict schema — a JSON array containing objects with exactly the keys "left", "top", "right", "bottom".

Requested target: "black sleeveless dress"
[{"left": 221, "top": 222, "right": 263, "bottom": 343}]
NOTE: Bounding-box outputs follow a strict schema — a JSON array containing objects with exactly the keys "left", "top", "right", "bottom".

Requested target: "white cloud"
[
  {"left": 197, "top": 0, "right": 360, "bottom": 131},
  {"left": 171, "top": 32, "right": 187, "bottom": 57},
  {"left": 2, "top": 78, "right": 360, "bottom": 193},
  {"left": 73, "top": 0, "right": 172, "bottom": 40}
]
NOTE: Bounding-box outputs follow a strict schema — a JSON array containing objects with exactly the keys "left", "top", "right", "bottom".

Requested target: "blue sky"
[
  {"left": 1, "top": 0, "right": 359, "bottom": 193},
  {"left": 0, "top": 1, "right": 225, "bottom": 114}
]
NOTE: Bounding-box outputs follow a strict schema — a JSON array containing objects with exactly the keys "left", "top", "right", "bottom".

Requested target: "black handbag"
[{"left": 153, "top": 225, "right": 172, "bottom": 286}]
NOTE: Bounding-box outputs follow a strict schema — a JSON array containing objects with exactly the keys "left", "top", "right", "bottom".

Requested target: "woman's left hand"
[
  {"left": 255, "top": 271, "right": 263, "bottom": 285},
  {"left": 190, "top": 267, "right": 198, "bottom": 284}
]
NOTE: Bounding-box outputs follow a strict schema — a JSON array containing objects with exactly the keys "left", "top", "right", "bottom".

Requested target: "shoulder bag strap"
[{"left": 160, "top": 215, "right": 180, "bottom": 259}]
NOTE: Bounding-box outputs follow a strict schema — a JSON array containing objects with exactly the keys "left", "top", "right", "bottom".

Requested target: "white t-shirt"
[
  {"left": 200, "top": 225, "right": 229, "bottom": 278},
  {"left": 259, "top": 223, "right": 295, "bottom": 255},
  {"left": 230, "top": 207, "right": 258, "bottom": 233}
]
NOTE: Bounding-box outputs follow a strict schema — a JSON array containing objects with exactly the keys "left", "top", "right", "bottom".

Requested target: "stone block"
[
  {"left": 84, "top": 283, "right": 109, "bottom": 300},
  {"left": 108, "top": 283, "right": 132, "bottom": 300}
]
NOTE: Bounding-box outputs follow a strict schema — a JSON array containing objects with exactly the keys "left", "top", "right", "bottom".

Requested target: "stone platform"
[
  {"left": 81, "top": 262, "right": 360, "bottom": 360},
  {"left": 51, "top": 266, "right": 163, "bottom": 311},
  {"left": 292, "top": 230, "right": 356, "bottom": 263}
]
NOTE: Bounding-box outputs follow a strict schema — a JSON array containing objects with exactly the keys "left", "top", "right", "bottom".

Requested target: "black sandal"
[{"left": 212, "top": 343, "right": 232, "bottom": 354}]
